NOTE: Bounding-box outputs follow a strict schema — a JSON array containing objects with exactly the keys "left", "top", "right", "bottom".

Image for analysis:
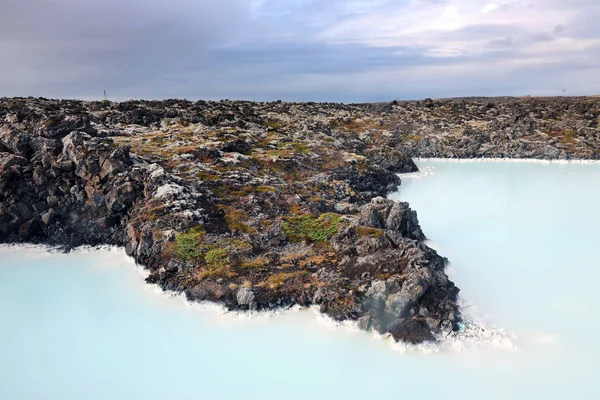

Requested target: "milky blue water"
[{"left": 1, "top": 160, "right": 600, "bottom": 399}]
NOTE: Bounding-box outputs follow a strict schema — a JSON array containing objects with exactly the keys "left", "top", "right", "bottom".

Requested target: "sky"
[{"left": 0, "top": 0, "right": 599, "bottom": 102}]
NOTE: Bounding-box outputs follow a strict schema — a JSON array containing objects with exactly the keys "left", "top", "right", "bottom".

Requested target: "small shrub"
[
  {"left": 261, "top": 271, "right": 308, "bottom": 289},
  {"left": 175, "top": 227, "right": 205, "bottom": 261},
  {"left": 205, "top": 248, "right": 229, "bottom": 270},
  {"left": 282, "top": 213, "right": 343, "bottom": 243}
]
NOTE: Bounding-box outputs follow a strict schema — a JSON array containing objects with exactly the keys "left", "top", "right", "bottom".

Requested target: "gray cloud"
[{"left": 0, "top": 0, "right": 599, "bottom": 101}]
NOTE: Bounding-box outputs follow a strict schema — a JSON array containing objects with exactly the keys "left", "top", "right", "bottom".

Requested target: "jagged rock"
[
  {"left": 105, "top": 182, "right": 137, "bottom": 212},
  {"left": 358, "top": 198, "right": 425, "bottom": 241},
  {"left": 385, "top": 277, "right": 427, "bottom": 318},
  {"left": 61, "top": 131, "right": 91, "bottom": 165},
  {"left": 0, "top": 152, "right": 27, "bottom": 169},
  {"left": 389, "top": 318, "right": 435, "bottom": 343},
  {"left": 236, "top": 287, "right": 256, "bottom": 309},
  {"left": 0, "top": 125, "right": 31, "bottom": 155}
]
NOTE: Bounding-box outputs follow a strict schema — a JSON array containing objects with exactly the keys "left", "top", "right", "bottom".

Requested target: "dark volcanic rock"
[
  {"left": 389, "top": 318, "right": 435, "bottom": 343},
  {"left": 393, "top": 97, "right": 600, "bottom": 160},
  {"left": 6, "top": 96, "right": 593, "bottom": 344}
]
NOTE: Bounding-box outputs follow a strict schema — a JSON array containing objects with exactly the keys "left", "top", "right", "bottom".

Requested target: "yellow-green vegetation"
[
  {"left": 175, "top": 227, "right": 206, "bottom": 261},
  {"left": 205, "top": 248, "right": 229, "bottom": 269},
  {"left": 212, "top": 183, "right": 279, "bottom": 203},
  {"left": 174, "top": 226, "right": 252, "bottom": 272},
  {"left": 281, "top": 213, "right": 343, "bottom": 243},
  {"left": 560, "top": 130, "right": 576, "bottom": 144},
  {"left": 354, "top": 226, "right": 383, "bottom": 238},
  {"left": 261, "top": 271, "right": 308, "bottom": 289},
  {"left": 200, "top": 239, "right": 252, "bottom": 268}
]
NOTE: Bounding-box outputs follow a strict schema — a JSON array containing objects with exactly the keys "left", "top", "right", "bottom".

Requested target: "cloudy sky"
[{"left": 1, "top": 0, "right": 599, "bottom": 101}]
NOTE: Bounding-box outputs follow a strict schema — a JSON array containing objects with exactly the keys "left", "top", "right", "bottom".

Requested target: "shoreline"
[{"left": 0, "top": 236, "right": 516, "bottom": 355}]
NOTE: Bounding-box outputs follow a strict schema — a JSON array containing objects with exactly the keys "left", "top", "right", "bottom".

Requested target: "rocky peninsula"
[{"left": 1, "top": 96, "right": 598, "bottom": 343}]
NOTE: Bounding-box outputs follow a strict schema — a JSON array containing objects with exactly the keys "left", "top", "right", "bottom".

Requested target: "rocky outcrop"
[
  {"left": 393, "top": 97, "right": 600, "bottom": 160},
  {"left": 2, "top": 95, "right": 598, "bottom": 343},
  {"left": 1, "top": 96, "right": 589, "bottom": 345},
  {"left": 3, "top": 95, "right": 598, "bottom": 342}
]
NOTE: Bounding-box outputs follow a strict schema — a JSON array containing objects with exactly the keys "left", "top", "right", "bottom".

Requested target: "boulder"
[
  {"left": 389, "top": 318, "right": 435, "bottom": 343},
  {"left": 236, "top": 288, "right": 256, "bottom": 309},
  {"left": 0, "top": 125, "right": 31, "bottom": 156},
  {"left": 105, "top": 182, "right": 137, "bottom": 212},
  {"left": 0, "top": 152, "right": 27, "bottom": 169}
]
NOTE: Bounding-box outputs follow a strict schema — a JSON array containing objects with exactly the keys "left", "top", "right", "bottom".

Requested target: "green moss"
[
  {"left": 200, "top": 238, "right": 252, "bottom": 269},
  {"left": 205, "top": 248, "right": 229, "bottom": 269},
  {"left": 282, "top": 213, "right": 343, "bottom": 243},
  {"left": 175, "top": 227, "right": 206, "bottom": 261}
]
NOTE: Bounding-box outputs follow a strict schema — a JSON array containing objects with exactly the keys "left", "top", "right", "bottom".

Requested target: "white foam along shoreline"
[{"left": 0, "top": 244, "right": 517, "bottom": 354}]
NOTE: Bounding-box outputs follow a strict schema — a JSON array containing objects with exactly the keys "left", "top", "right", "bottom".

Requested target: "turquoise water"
[{"left": 1, "top": 160, "right": 600, "bottom": 399}]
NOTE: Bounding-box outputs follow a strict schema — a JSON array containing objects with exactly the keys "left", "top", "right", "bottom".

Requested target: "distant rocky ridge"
[
  {"left": 394, "top": 96, "right": 600, "bottom": 159},
  {"left": 1, "top": 96, "right": 598, "bottom": 343}
]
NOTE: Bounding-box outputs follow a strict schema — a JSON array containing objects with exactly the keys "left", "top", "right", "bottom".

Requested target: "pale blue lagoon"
[{"left": 2, "top": 160, "right": 600, "bottom": 399}]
